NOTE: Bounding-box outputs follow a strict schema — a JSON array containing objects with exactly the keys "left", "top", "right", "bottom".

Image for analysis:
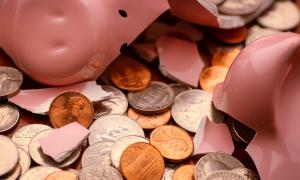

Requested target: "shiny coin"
[
  {"left": 210, "top": 27, "right": 249, "bottom": 44},
  {"left": 0, "top": 165, "right": 21, "bottom": 180},
  {"left": 120, "top": 142, "right": 165, "bottom": 180},
  {"left": 258, "top": 1, "right": 300, "bottom": 31},
  {"left": 93, "top": 85, "right": 128, "bottom": 119},
  {"left": 150, "top": 125, "right": 193, "bottom": 161},
  {"left": 211, "top": 48, "right": 240, "bottom": 68},
  {"left": 88, "top": 114, "right": 145, "bottom": 145},
  {"left": 203, "top": 171, "right": 244, "bottom": 180},
  {"left": 246, "top": 25, "right": 281, "bottom": 45},
  {"left": 0, "top": 103, "right": 19, "bottom": 132},
  {"left": 173, "top": 164, "right": 195, "bottom": 180},
  {"left": 169, "top": 83, "right": 192, "bottom": 97},
  {"left": 162, "top": 166, "right": 175, "bottom": 180},
  {"left": 209, "top": 0, "right": 224, "bottom": 5},
  {"left": 81, "top": 141, "right": 115, "bottom": 168},
  {"left": 199, "top": 66, "right": 228, "bottom": 93},
  {"left": 218, "top": 0, "right": 261, "bottom": 15},
  {"left": 19, "top": 166, "right": 61, "bottom": 180},
  {"left": 29, "top": 129, "right": 81, "bottom": 168},
  {"left": 0, "top": 135, "right": 19, "bottom": 176},
  {"left": 45, "top": 170, "right": 78, "bottom": 180},
  {"left": 172, "top": 90, "right": 224, "bottom": 132},
  {"left": 110, "top": 135, "right": 149, "bottom": 169},
  {"left": 128, "top": 81, "right": 175, "bottom": 114},
  {"left": 127, "top": 108, "right": 171, "bottom": 129},
  {"left": 233, "top": 119, "right": 256, "bottom": 144},
  {"left": 49, "top": 91, "right": 94, "bottom": 128},
  {"left": 109, "top": 56, "right": 151, "bottom": 91},
  {"left": 17, "top": 148, "right": 31, "bottom": 175},
  {"left": 231, "top": 167, "right": 259, "bottom": 180},
  {"left": 0, "top": 66, "right": 23, "bottom": 97},
  {"left": 79, "top": 165, "right": 123, "bottom": 180}
]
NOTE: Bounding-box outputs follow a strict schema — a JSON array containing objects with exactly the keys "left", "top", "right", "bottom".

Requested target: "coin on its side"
[
  {"left": 199, "top": 66, "right": 228, "bottom": 93},
  {"left": 81, "top": 141, "right": 115, "bottom": 168},
  {"left": 218, "top": 0, "right": 261, "bottom": 15},
  {"left": 79, "top": 165, "right": 122, "bottom": 180},
  {"left": 45, "top": 170, "right": 78, "bottom": 180},
  {"left": 231, "top": 167, "right": 259, "bottom": 180},
  {"left": 0, "top": 135, "right": 19, "bottom": 176},
  {"left": 12, "top": 124, "right": 52, "bottom": 152},
  {"left": 0, "top": 164, "right": 21, "bottom": 180},
  {"left": 120, "top": 142, "right": 165, "bottom": 180},
  {"left": 17, "top": 148, "right": 31, "bottom": 175},
  {"left": 169, "top": 83, "right": 192, "bottom": 97},
  {"left": 127, "top": 81, "right": 175, "bottom": 114},
  {"left": 0, "top": 66, "right": 23, "bottom": 97},
  {"left": 0, "top": 103, "right": 19, "bottom": 133},
  {"left": 204, "top": 171, "right": 245, "bottom": 180},
  {"left": 19, "top": 166, "right": 61, "bottom": 180},
  {"left": 150, "top": 125, "right": 193, "bottom": 161},
  {"left": 173, "top": 164, "right": 195, "bottom": 180}
]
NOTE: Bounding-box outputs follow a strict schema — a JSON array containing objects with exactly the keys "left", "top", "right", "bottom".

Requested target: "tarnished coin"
[
  {"left": 0, "top": 103, "right": 19, "bottom": 132},
  {"left": 110, "top": 135, "right": 149, "bottom": 169},
  {"left": 49, "top": 91, "right": 94, "bottom": 128},
  {"left": 109, "top": 56, "right": 151, "bottom": 91},
  {"left": 162, "top": 166, "right": 175, "bottom": 180},
  {"left": 209, "top": 0, "right": 224, "bottom": 5},
  {"left": 246, "top": 25, "right": 281, "bottom": 45},
  {"left": 203, "top": 171, "right": 244, "bottom": 180},
  {"left": 231, "top": 167, "right": 259, "bottom": 180},
  {"left": 17, "top": 148, "right": 31, "bottom": 175},
  {"left": 258, "top": 1, "right": 300, "bottom": 31},
  {"left": 150, "top": 125, "right": 193, "bottom": 161},
  {"left": 173, "top": 164, "right": 195, "bottom": 180},
  {"left": 0, "top": 66, "right": 23, "bottom": 97},
  {"left": 0, "top": 165, "right": 21, "bottom": 180},
  {"left": 0, "top": 135, "right": 19, "bottom": 176},
  {"left": 211, "top": 48, "right": 240, "bottom": 68},
  {"left": 127, "top": 81, "right": 175, "bottom": 114},
  {"left": 88, "top": 114, "right": 145, "bottom": 145},
  {"left": 199, "top": 66, "right": 228, "bottom": 93},
  {"left": 12, "top": 124, "right": 52, "bottom": 152},
  {"left": 81, "top": 141, "right": 115, "bottom": 168},
  {"left": 195, "top": 152, "right": 244, "bottom": 180},
  {"left": 169, "top": 83, "right": 192, "bottom": 97},
  {"left": 79, "top": 165, "right": 123, "bottom": 180},
  {"left": 127, "top": 108, "right": 171, "bottom": 129},
  {"left": 93, "top": 85, "right": 128, "bottom": 119},
  {"left": 210, "top": 27, "right": 249, "bottom": 44},
  {"left": 29, "top": 129, "right": 81, "bottom": 168},
  {"left": 19, "top": 166, "right": 61, "bottom": 180},
  {"left": 120, "top": 142, "right": 165, "bottom": 180},
  {"left": 45, "top": 170, "right": 78, "bottom": 180},
  {"left": 172, "top": 90, "right": 224, "bottom": 132},
  {"left": 218, "top": 0, "right": 261, "bottom": 15}
]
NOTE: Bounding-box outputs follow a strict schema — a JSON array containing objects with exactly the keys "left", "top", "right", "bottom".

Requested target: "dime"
[
  {"left": 19, "top": 166, "right": 61, "bottom": 180},
  {"left": 246, "top": 25, "right": 281, "bottom": 45},
  {"left": 110, "top": 135, "right": 149, "bottom": 169},
  {"left": 93, "top": 85, "right": 128, "bottom": 119},
  {"left": 162, "top": 166, "right": 175, "bottom": 180},
  {"left": 49, "top": 91, "right": 94, "bottom": 128},
  {"left": 211, "top": 48, "right": 240, "bottom": 68},
  {"left": 17, "top": 148, "right": 31, "bottom": 175},
  {"left": 0, "top": 66, "right": 23, "bottom": 97},
  {"left": 120, "top": 142, "right": 165, "bottom": 180},
  {"left": 109, "top": 56, "right": 151, "bottom": 91},
  {"left": 45, "top": 170, "right": 78, "bottom": 180},
  {"left": 127, "top": 81, "right": 175, "bottom": 114},
  {"left": 203, "top": 171, "right": 244, "bottom": 180},
  {"left": 81, "top": 141, "right": 114, "bottom": 168},
  {"left": 127, "top": 108, "right": 171, "bottom": 129},
  {"left": 79, "top": 165, "right": 122, "bottom": 180},
  {"left": 1, "top": 165, "right": 21, "bottom": 180},
  {"left": 0, "top": 103, "right": 19, "bottom": 132},
  {"left": 199, "top": 66, "right": 228, "bottom": 93},
  {"left": 0, "top": 135, "right": 19, "bottom": 176},
  {"left": 150, "top": 125, "right": 193, "bottom": 161},
  {"left": 28, "top": 129, "right": 81, "bottom": 168},
  {"left": 173, "top": 164, "right": 195, "bottom": 180},
  {"left": 12, "top": 124, "right": 52, "bottom": 152},
  {"left": 195, "top": 152, "right": 244, "bottom": 180},
  {"left": 257, "top": 1, "right": 300, "bottom": 31},
  {"left": 169, "top": 83, "right": 192, "bottom": 97},
  {"left": 210, "top": 27, "right": 249, "bottom": 44},
  {"left": 231, "top": 167, "right": 259, "bottom": 180},
  {"left": 209, "top": 0, "right": 224, "bottom": 5},
  {"left": 218, "top": 0, "right": 261, "bottom": 15},
  {"left": 171, "top": 90, "right": 224, "bottom": 132},
  {"left": 88, "top": 114, "right": 145, "bottom": 145}
]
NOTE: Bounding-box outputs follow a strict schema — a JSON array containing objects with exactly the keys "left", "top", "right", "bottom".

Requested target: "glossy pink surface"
[
  {"left": 213, "top": 32, "right": 300, "bottom": 179},
  {"left": 0, "top": 0, "right": 169, "bottom": 85}
]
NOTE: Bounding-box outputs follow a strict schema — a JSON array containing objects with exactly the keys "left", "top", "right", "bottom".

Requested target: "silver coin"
[
  {"left": 81, "top": 141, "right": 115, "bottom": 168},
  {"left": 162, "top": 166, "right": 175, "bottom": 180},
  {"left": 195, "top": 152, "right": 244, "bottom": 180},
  {"left": 246, "top": 25, "right": 281, "bottom": 45},
  {"left": 0, "top": 135, "right": 19, "bottom": 176},
  {"left": 204, "top": 171, "right": 245, "bottom": 180},
  {"left": 110, "top": 135, "right": 149, "bottom": 169},
  {"left": 0, "top": 164, "right": 21, "bottom": 180},
  {"left": 28, "top": 129, "right": 81, "bottom": 168},
  {"left": 93, "top": 85, "right": 128, "bottom": 119},
  {"left": 231, "top": 167, "right": 259, "bottom": 180},
  {"left": 218, "top": 0, "right": 261, "bottom": 15},
  {"left": 169, "top": 83, "right": 192, "bottom": 97},
  {"left": 171, "top": 90, "right": 224, "bottom": 132},
  {"left": 0, "top": 67, "right": 23, "bottom": 97},
  {"left": 209, "top": 0, "right": 224, "bottom": 5},
  {"left": 79, "top": 165, "right": 123, "bottom": 180},
  {"left": 127, "top": 81, "right": 175, "bottom": 114},
  {"left": 17, "top": 148, "right": 31, "bottom": 175},
  {"left": 12, "top": 124, "right": 52, "bottom": 152},
  {"left": 0, "top": 103, "right": 19, "bottom": 132},
  {"left": 88, "top": 114, "right": 145, "bottom": 145},
  {"left": 19, "top": 166, "right": 61, "bottom": 180}
]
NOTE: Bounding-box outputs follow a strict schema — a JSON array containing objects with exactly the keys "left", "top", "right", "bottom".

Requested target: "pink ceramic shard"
[
  {"left": 213, "top": 33, "right": 300, "bottom": 179},
  {"left": 132, "top": 42, "right": 158, "bottom": 62},
  {"left": 0, "top": 0, "right": 169, "bottom": 85},
  {"left": 8, "top": 81, "right": 111, "bottom": 115},
  {"left": 167, "top": 0, "right": 273, "bottom": 29},
  {"left": 157, "top": 36, "right": 205, "bottom": 87},
  {"left": 38, "top": 122, "right": 89, "bottom": 162}
]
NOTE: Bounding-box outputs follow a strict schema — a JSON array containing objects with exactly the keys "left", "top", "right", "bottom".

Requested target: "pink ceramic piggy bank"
[{"left": 0, "top": 0, "right": 168, "bottom": 85}]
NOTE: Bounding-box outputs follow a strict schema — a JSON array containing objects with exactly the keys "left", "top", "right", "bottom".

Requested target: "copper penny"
[
  {"left": 211, "top": 48, "right": 240, "bottom": 68},
  {"left": 109, "top": 56, "right": 151, "bottom": 91},
  {"left": 210, "top": 26, "right": 249, "bottom": 44},
  {"left": 199, "top": 66, "right": 228, "bottom": 93},
  {"left": 45, "top": 170, "right": 78, "bottom": 180},
  {"left": 49, "top": 91, "right": 94, "bottom": 128},
  {"left": 127, "top": 108, "right": 171, "bottom": 129},
  {"left": 150, "top": 125, "right": 193, "bottom": 161},
  {"left": 120, "top": 142, "right": 165, "bottom": 180},
  {"left": 173, "top": 164, "right": 195, "bottom": 180}
]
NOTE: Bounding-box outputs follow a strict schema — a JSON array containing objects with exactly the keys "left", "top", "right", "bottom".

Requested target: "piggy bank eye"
[{"left": 119, "top": 9, "right": 128, "bottom": 17}]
